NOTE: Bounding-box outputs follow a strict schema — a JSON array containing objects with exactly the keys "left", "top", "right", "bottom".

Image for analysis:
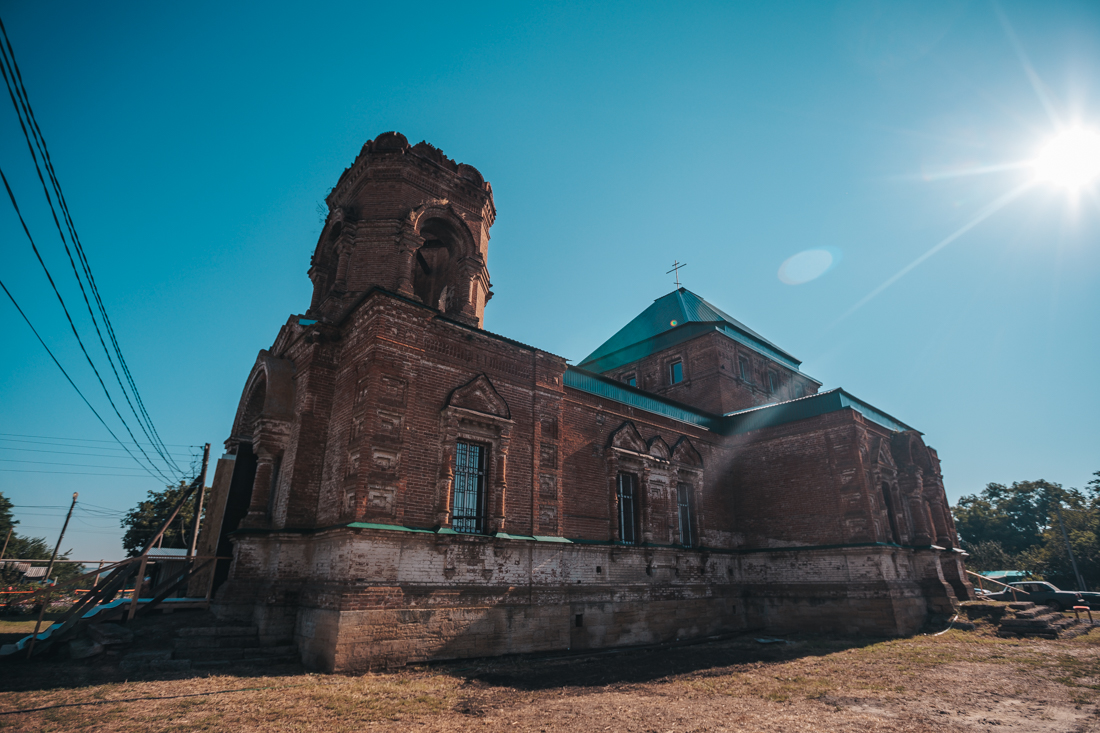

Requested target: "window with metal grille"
[
  {"left": 617, "top": 472, "right": 638, "bottom": 545},
  {"left": 677, "top": 483, "right": 693, "bottom": 547},
  {"left": 452, "top": 441, "right": 486, "bottom": 533},
  {"left": 669, "top": 360, "right": 683, "bottom": 384}
]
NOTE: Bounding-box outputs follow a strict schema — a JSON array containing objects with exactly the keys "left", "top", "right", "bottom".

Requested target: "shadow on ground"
[
  {"left": 432, "top": 632, "right": 890, "bottom": 690},
  {"left": 0, "top": 608, "right": 913, "bottom": 696}
]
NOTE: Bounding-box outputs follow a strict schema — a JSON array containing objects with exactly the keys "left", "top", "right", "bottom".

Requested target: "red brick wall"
[
  {"left": 603, "top": 331, "right": 819, "bottom": 415},
  {"left": 246, "top": 287, "right": 921, "bottom": 558},
  {"left": 723, "top": 410, "right": 876, "bottom": 548}
]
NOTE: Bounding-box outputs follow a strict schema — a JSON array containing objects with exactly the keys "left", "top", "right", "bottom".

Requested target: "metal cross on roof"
[{"left": 666, "top": 260, "right": 687, "bottom": 288}]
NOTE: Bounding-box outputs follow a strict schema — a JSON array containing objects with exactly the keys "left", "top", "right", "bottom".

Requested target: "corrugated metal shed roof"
[{"left": 578, "top": 288, "right": 802, "bottom": 373}]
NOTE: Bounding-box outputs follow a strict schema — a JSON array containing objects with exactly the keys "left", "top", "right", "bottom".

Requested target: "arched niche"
[
  {"left": 414, "top": 217, "right": 461, "bottom": 311},
  {"left": 407, "top": 203, "right": 478, "bottom": 316}
]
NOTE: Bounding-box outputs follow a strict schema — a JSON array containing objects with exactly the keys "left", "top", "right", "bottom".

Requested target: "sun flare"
[{"left": 1034, "top": 127, "right": 1100, "bottom": 189}]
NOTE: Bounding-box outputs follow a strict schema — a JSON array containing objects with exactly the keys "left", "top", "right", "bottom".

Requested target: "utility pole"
[
  {"left": 188, "top": 443, "right": 211, "bottom": 558},
  {"left": 0, "top": 527, "right": 11, "bottom": 561},
  {"left": 1054, "top": 502, "right": 1087, "bottom": 592},
  {"left": 28, "top": 492, "right": 77, "bottom": 659},
  {"left": 43, "top": 493, "right": 77, "bottom": 585}
]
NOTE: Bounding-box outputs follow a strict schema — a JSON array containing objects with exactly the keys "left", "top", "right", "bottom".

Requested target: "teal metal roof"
[
  {"left": 564, "top": 367, "right": 917, "bottom": 436},
  {"left": 578, "top": 288, "right": 802, "bottom": 374},
  {"left": 722, "top": 388, "right": 917, "bottom": 434},
  {"left": 563, "top": 368, "right": 724, "bottom": 430}
]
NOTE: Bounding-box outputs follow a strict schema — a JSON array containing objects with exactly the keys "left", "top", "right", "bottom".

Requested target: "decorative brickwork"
[{"left": 203, "top": 133, "right": 972, "bottom": 671}]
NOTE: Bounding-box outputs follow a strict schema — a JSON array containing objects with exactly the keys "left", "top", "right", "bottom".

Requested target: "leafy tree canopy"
[
  {"left": 120, "top": 481, "right": 200, "bottom": 557},
  {"left": 953, "top": 472, "right": 1100, "bottom": 590},
  {"left": 0, "top": 490, "right": 79, "bottom": 584}
]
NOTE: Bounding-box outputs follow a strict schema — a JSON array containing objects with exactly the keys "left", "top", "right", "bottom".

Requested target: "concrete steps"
[
  {"left": 995, "top": 601, "right": 1093, "bottom": 640},
  {"left": 171, "top": 625, "right": 298, "bottom": 667}
]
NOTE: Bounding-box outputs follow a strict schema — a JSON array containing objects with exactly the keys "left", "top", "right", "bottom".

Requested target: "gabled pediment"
[
  {"left": 609, "top": 421, "right": 647, "bottom": 453},
  {"left": 671, "top": 437, "right": 703, "bottom": 467},
  {"left": 647, "top": 436, "right": 671, "bottom": 460},
  {"left": 872, "top": 437, "right": 896, "bottom": 469},
  {"left": 446, "top": 374, "right": 510, "bottom": 419}
]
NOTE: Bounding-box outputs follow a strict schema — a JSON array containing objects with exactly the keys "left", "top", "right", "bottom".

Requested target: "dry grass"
[{"left": 2, "top": 625, "right": 1100, "bottom": 732}]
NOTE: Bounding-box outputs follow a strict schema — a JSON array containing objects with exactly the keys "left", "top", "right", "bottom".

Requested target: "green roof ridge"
[{"left": 578, "top": 288, "right": 800, "bottom": 372}]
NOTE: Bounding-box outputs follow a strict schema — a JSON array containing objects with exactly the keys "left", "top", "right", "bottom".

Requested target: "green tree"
[
  {"left": 120, "top": 481, "right": 201, "bottom": 557},
  {"left": 0, "top": 490, "right": 79, "bottom": 585},
  {"left": 953, "top": 473, "right": 1100, "bottom": 590}
]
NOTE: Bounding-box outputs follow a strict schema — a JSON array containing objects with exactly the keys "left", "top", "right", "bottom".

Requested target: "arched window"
[
  {"left": 676, "top": 482, "right": 693, "bottom": 547},
  {"left": 617, "top": 472, "right": 639, "bottom": 545},
  {"left": 882, "top": 482, "right": 901, "bottom": 544}
]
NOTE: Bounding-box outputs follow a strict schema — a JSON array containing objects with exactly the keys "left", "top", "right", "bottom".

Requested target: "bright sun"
[{"left": 1034, "top": 127, "right": 1100, "bottom": 189}]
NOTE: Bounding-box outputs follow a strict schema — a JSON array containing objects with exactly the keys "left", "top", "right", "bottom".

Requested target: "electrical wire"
[
  {"left": 0, "top": 165, "right": 175, "bottom": 483},
  {"left": 0, "top": 433, "right": 197, "bottom": 447},
  {"left": 0, "top": 458, "right": 158, "bottom": 470},
  {"left": 0, "top": 17, "right": 182, "bottom": 477},
  {"left": 0, "top": 277, "right": 167, "bottom": 482},
  {"left": 0, "top": 167, "right": 173, "bottom": 482},
  {"left": 0, "top": 469, "right": 164, "bottom": 477},
  {"left": 0, "top": 442, "right": 193, "bottom": 453},
  {"left": 0, "top": 19, "right": 181, "bottom": 474},
  {"left": 0, "top": 18, "right": 183, "bottom": 475}
]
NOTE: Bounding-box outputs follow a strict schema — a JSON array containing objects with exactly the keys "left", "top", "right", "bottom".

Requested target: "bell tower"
[{"left": 307, "top": 132, "right": 496, "bottom": 327}]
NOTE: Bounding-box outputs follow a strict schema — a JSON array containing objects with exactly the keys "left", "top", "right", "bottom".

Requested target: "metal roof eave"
[
  {"left": 563, "top": 369, "right": 918, "bottom": 437},
  {"left": 579, "top": 323, "right": 808, "bottom": 377},
  {"left": 563, "top": 367, "right": 724, "bottom": 430},
  {"left": 722, "top": 388, "right": 918, "bottom": 435}
]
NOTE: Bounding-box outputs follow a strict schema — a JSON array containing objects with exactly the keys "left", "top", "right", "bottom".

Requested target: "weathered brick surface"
[
  {"left": 604, "top": 330, "right": 820, "bottom": 415},
  {"left": 218, "top": 528, "right": 933, "bottom": 671},
  {"left": 206, "top": 132, "right": 970, "bottom": 672}
]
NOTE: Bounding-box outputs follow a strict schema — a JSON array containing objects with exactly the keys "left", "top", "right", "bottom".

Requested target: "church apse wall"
[{"left": 202, "top": 132, "right": 971, "bottom": 672}]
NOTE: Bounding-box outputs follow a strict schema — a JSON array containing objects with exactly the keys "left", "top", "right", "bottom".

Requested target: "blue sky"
[{"left": 1, "top": 1, "right": 1098, "bottom": 560}]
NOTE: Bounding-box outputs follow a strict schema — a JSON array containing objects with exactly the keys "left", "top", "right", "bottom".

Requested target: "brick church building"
[{"left": 196, "top": 132, "right": 972, "bottom": 671}]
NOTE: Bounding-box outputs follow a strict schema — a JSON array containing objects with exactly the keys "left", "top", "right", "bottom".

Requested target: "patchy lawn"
[
  {"left": 0, "top": 614, "right": 65, "bottom": 648},
  {"left": 1, "top": 627, "right": 1100, "bottom": 732}
]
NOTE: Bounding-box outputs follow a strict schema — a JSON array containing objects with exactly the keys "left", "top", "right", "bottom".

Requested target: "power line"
[
  {"left": 0, "top": 458, "right": 158, "bottom": 470},
  {"left": 0, "top": 433, "right": 198, "bottom": 447},
  {"left": 0, "top": 165, "right": 175, "bottom": 484},
  {"left": 77, "top": 501, "right": 129, "bottom": 513},
  {"left": 0, "top": 469, "right": 165, "bottom": 477},
  {"left": 0, "top": 17, "right": 182, "bottom": 477},
  {"left": 0, "top": 17, "right": 181, "bottom": 474},
  {"left": 0, "top": 446, "right": 194, "bottom": 459},
  {"left": 0, "top": 277, "right": 166, "bottom": 482}
]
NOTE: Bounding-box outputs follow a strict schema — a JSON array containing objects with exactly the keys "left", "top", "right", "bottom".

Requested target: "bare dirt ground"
[{"left": 1, "top": 619, "right": 1100, "bottom": 732}]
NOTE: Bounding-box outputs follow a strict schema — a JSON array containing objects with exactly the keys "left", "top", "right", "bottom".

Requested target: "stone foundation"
[{"left": 213, "top": 526, "right": 956, "bottom": 672}]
